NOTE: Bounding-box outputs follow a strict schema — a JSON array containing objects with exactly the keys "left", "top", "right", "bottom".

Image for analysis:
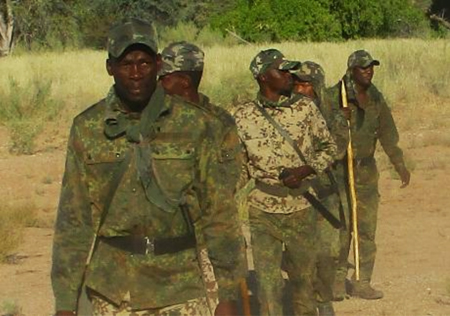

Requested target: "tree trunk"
[{"left": 0, "top": 0, "right": 14, "bottom": 57}]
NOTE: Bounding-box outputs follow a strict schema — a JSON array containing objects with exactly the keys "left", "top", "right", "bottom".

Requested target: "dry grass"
[
  {"left": 0, "top": 203, "right": 37, "bottom": 263},
  {"left": 0, "top": 39, "right": 448, "bottom": 150}
]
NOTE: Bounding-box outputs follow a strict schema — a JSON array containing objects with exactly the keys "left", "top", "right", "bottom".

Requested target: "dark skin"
[
  {"left": 106, "top": 45, "right": 161, "bottom": 113},
  {"left": 55, "top": 45, "right": 163, "bottom": 316},
  {"left": 351, "top": 64, "right": 410, "bottom": 188},
  {"left": 258, "top": 63, "right": 315, "bottom": 188},
  {"left": 160, "top": 72, "right": 200, "bottom": 104},
  {"left": 292, "top": 79, "right": 314, "bottom": 99},
  {"left": 160, "top": 70, "right": 239, "bottom": 316}
]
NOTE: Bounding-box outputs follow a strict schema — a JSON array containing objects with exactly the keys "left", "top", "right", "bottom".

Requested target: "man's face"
[
  {"left": 293, "top": 80, "right": 314, "bottom": 98},
  {"left": 264, "top": 65, "right": 293, "bottom": 96},
  {"left": 160, "top": 72, "right": 186, "bottom": 96},
  {"left": 107, "top": 47, "right": 160, "bottom": 109},
  {"left": 352, "top": 64, "right": 374, "bottom": 89}
]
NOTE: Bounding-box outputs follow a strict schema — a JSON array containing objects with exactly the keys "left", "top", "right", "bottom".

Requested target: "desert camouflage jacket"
[
  {"left": 234, "top": 93, "right": 337, "bottom": 214},
  {"left": 326, "top": 81, "right": 406, "bottom": 170},
  {"left": 51, "top": 86, "right": 245, "bottom": 311}
]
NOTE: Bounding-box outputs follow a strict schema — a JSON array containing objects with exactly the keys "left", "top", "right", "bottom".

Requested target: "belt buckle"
[{"left": 144, "top": 237, "right": 154, "bottom": 255}]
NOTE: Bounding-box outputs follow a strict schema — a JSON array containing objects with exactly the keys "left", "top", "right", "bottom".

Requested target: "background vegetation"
[{"left": 1, "top": 0, "right": 448, "bottom": 54}]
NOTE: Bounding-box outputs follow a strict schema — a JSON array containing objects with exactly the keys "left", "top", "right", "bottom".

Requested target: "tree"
[{"left": 0, "top": 0, "right": 15, "bottom": 56}]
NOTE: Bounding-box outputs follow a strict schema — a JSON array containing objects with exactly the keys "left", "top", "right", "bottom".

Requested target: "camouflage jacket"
[
  {"left": 234, "top": 93, "right": 337, "bottom": 214},
  {"left": 52, "top": 86, "right": 246, "bottom": 311},
  {"left": 326, "top": 82, "right": 406, "bottom": 169}
]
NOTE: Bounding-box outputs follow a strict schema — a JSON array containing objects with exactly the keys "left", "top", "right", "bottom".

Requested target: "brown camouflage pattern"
[
  {"left": 234, "top": 93, "right": 337, "bottom": 214},
  {"left": 91, "top": 294, "right": 212, "bottom": 316},
  {"left": 51, "top": 86, "right": 246, "bottom": 312}
]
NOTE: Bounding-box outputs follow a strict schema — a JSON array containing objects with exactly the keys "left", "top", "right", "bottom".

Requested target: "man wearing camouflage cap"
[
  {"left": 159, "top": 41, "right": 244, "bottom": 313},
  {"left": 234, "top": 49, "right": 337, "bottom": 316},
  {"left": 51, "top": 19, "right": 246, "bottom": 316},
  {"left": 290, "top": 61, "right": 349, "bottom": 316},
  {"left": 326, "top": 49, "right": 411, "bottom": 300}
]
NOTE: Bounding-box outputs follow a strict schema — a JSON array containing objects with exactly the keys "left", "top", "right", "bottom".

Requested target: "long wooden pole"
[{"left": 340, "top": 80, "right": 360, "bottom": 281}]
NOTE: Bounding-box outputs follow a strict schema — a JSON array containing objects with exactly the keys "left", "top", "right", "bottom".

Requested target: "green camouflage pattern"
[
  {"left": 249, "top": 48, "right": 300, "bottom": 78},
  {"left": 51, "top": 86, "right": 246, "bottom": 312},
  {"left": 347, "top": 50, "right": 380, "bottom": 69},
  {"left": 159, "top": 41, "right": 205, "bottom": 77},
  {"left": 249, "top": 206, "right": 318, "bottom": 316},
  {"left": 327, "top": 71, "right": 406, "bottom": 284},
  {"left": 291, "top": 61, "right": 325, "bottom": 89},
  {"left": 91, "top": 293, "right": 212, "bottom": 316},
  {"left": 107, "top": 18, "right": 158, "bottom": 58},
  {"left": 234, "top": 94, "right": 337, "bottom": 214}
]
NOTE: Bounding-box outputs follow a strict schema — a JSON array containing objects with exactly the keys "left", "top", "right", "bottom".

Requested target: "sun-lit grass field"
[{"left": 0, "top": 38, "right": 448, "bottom": 154}]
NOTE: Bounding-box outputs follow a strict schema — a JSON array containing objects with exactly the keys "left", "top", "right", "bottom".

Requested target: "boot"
[
  {"left": 332, "top": 278, "right": 346, "bottom": 301},
  {"left": 350, "top": 281, "right": 383, "bottom": 300},
  {"left": 317, "top": 302, "right": 336, "bottom": 316}
]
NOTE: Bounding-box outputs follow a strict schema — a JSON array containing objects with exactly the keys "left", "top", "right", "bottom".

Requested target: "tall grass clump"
[{"left": 0, "top": 204, "right": 37, "bottom": 263}]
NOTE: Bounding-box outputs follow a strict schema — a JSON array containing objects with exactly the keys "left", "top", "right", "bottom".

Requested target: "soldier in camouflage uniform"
[
  {"left": 326, "top": 50, "right": 411, "bottom": 300},
  {"left": 291, "top": 61, "right": 348, "bottom": 316},
  {"left": 158, "top": 41, "right": 243, "bottom": 313},
  {"left": 234, "top": 49, "right": 337, "bottom": 316},
  {"left": 51, "top": 18, "right": 246, "bottom": 316}
]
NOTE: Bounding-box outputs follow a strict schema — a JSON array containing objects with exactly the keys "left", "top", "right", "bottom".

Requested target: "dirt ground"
[{"left": 0, "top": 123, "right": 449, "bottom": 316}]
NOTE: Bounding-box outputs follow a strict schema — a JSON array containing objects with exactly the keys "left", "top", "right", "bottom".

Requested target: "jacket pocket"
[{"left": 151, "top": 143, "right": 196, "bottom": 201}]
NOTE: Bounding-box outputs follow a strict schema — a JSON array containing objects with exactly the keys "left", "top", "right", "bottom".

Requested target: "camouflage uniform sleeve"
[
  {"left": 321, "top": 90, "right": 349, "bottom": 159},
  {"left": 197, "top": 124, "right": 246, "bottom": 302},
  {"left": 51, "top": 124, "right": 95, "bottom": 311},
  {"left": 219, "top": 122, "right": 243, "bottom": 189},
  {"left": 308, "top": 102, "right": 338, "bottom": 172},
  {"left": 377, "top": 94, "right": 406, "bottom": 169}
]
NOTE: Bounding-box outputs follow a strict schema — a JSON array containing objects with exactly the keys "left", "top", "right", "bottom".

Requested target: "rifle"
[{"left": 340, "top": 80, "right": 360, "bottom": 281}]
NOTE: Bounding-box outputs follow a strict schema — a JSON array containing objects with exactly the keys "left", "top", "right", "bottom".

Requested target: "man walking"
[
  {"left": 234, "top": 49, "right": 337, "bottom": 316},
  {"left": 51, "top": 18, "right": 245, "bottom": 316},
  {"left": 328, "top": 50, "right": 411, "bottom": 300}
]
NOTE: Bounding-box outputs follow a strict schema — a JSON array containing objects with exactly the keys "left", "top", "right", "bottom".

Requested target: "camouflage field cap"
[
  {"left": 159, "top": 41, "right": 204, "bottom": 76},
  {"left": 107, "top": 18, "right": 158, "bottom": 58},
  {"left": 249, "top": 48, "right": 300, "bottom": 78},
  {"left": 291, "top": 61, "right": 325, "bottom": 85},
  {"left": 347, "top": 50, "right": 380, "bottom": 69}
]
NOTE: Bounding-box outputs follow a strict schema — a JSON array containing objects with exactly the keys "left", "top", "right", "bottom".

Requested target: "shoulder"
[
  {"left": 73, "top": 99, "right": 106, "bottom": 126},
  {"left": 233, "top": 100, "right": 258, "bottom": 121}
]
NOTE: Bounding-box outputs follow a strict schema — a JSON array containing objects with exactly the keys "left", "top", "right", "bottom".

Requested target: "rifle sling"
[{"left": 254, "top": 104, "right": 343, "bottom": 229}]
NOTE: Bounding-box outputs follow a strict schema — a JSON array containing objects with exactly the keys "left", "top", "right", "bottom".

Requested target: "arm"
[
  {"left": 377, "top": 95, "right": 410, "bottom": 186},
  {"left": 196, "top": 125, "right": 247, "bottom": 314},
  {"left": 52, "top": 124, "right": 95, "bottom": 313}
]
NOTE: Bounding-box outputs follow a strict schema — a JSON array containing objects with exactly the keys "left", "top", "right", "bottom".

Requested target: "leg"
[
  {"left": 248, "top": 207, "right": 285, "bottom": 316},
  {"left": 283, "top": 207, "right": 318, "bottom": 316}
]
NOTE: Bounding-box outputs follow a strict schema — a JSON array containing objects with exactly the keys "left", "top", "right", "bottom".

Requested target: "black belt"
[{"left": 99, "top": 234, "right": 196, "bottom": 256}]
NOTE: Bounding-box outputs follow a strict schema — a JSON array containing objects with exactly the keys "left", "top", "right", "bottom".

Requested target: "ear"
[
  {"left": 155, "top": 53, "right": 162, "bottom": 73},
  {"left": 106, "top": 59, "right": 114, "bottom": 76}
]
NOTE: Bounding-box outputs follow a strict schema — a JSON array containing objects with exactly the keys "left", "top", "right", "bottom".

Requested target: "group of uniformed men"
[{"left": 51, "top": 17, "right": 410, "bottom": 316}]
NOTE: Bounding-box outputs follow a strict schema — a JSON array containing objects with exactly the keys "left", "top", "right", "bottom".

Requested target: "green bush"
[{"left": 0, "top": 76, "right": 59, "bottom": 154}]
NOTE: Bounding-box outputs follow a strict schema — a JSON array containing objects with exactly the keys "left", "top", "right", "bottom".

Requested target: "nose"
[{"left": 130, "top": 64, "right": 143, "bottom": 79}]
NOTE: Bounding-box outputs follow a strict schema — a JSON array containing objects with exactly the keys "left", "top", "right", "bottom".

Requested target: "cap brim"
[{"left": 279, "top": 60, "right": 301, "bottom": 71}]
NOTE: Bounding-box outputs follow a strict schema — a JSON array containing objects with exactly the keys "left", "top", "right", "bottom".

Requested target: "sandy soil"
[{"left": 0, "top": 125, "right": 449, "bottom": 316}]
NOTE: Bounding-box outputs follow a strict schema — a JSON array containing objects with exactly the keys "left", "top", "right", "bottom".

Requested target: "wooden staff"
[
  {"left": 240, "top": 279, "right": 252, "bottom": 316},
  {"left": 340, "top": 80, "right": 360, "bottom": 281}
]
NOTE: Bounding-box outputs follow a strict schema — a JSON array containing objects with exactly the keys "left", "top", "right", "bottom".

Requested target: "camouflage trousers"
[
  {"left": 336, "top": 160, "right": 380, "bottom": 284},
  {"left": 90, "top": 292, "right": 211, "bottom": 316},
  {"left": 315, "top": 193, "right": 341, "bottom": 303},
  {"left": 249, "top": 206, "right": 317, "bottom": 316}
]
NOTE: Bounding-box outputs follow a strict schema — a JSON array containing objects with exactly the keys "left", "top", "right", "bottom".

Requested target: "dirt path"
[{"left": 0, "top": 128, "right": 449, "bottom": 316}]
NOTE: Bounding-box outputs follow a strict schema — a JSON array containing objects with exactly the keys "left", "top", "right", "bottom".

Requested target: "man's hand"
[
  {"left": 214, "top": 300, "right": 238, "bottom": 316},
  {"left": 395, "top": 165, "right": 411, "bottom": 188},
  {"left": 54, "top": 311, "right": 75, "bottom": 316},
  {"left": 341, "top": 107, "right": 351, "bottom": 120},
  {"left": 279, "top": 165, "right": 316, "bottom": 189}
]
